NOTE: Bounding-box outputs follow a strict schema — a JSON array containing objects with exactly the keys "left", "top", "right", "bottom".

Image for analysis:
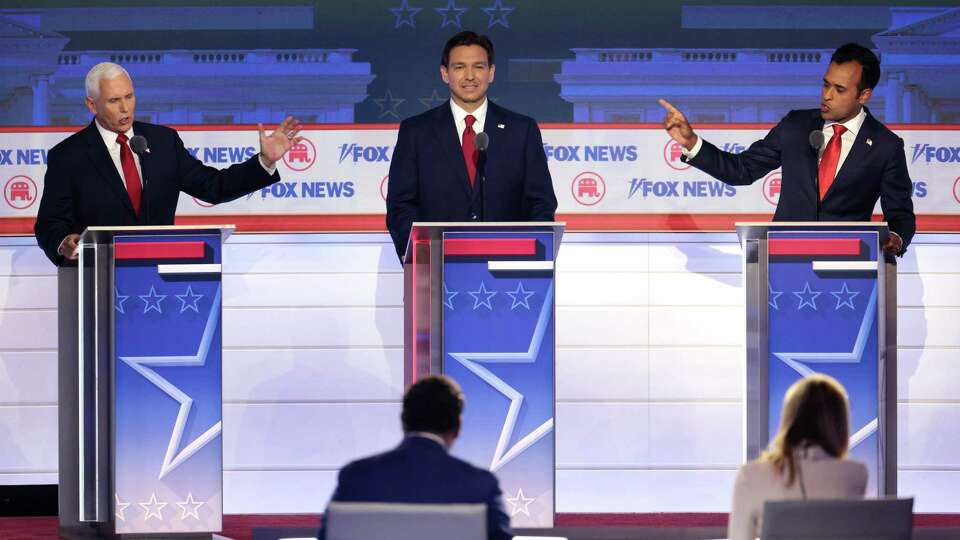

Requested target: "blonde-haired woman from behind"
[{"left": 728, "top": 374, "right": 868, "bottom": 540}]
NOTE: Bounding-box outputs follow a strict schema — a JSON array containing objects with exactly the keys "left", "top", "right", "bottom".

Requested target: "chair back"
[
  {"left": 325, "top": 501, "right": 486, "bottom": 540},
  {"left": 760, "top": 498, "right": 913, "bottom": 540}
]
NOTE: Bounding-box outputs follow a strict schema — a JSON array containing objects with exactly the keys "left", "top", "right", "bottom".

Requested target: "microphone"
[
  {"left": 808, "top": 130, "right": 825, "bottom": 152},
  {"left": 474, "top": 132, "right": 489, "bottom": 221},
  {"left": 129, "top": 135, "right": 150, "bottom": 156}
]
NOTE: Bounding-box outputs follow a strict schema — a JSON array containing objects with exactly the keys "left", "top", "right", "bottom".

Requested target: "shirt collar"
[
  {"left": 94, "top": 118, "right": 134, "bottom": 148},
  {"left": 824, "top": 107, "right": 866, "bottom": 138},
  {"left": 406, "top": 431, "right": 449, "bottom": 450},
  {"left": 449, "top": 97, "right": 488, "bottom": 131}
]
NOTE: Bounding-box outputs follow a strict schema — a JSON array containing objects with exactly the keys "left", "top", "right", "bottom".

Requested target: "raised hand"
[
  {"left": 258, "top": 116, "right": 304, "bottom": 167},
  {"left": 658, "top": 98, "right": 698, "bottom": 151}
]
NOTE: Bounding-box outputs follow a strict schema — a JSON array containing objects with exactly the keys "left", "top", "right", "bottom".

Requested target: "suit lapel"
[
  {"left": 431, "top": 104, "right": 473, "bottom": 198},
  {"left": 824, "top": 110, "right": 874, "bottom": 201},
  {"left": 82, "top": 121, "right": 137, "bottom": 218}
]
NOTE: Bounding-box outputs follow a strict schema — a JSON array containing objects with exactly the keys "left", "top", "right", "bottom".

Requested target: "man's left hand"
[
  {"left": 258, "top": 116, "right": 304, "bottom": 167},
  {"left": 882, "top": 232, "right": 903, "bottom": 255}
]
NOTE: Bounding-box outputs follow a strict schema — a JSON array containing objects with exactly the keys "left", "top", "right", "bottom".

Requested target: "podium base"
[{"left": 59, "top": 525, "right": 233, "bottom": 540}]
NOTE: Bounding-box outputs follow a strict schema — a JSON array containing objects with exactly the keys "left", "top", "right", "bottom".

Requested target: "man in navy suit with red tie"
[
  {"left": 34, "top": 62, "right": 303, "bottom": 265},
  {"left": 659, "top": 43, "right": 916, "bottom": 255},
  {"left": 386, "top": 31, "right": 558, "bottom": 260}
]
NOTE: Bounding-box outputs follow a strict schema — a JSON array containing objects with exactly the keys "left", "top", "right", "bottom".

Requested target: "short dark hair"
[
  {"left": 441, "top": 30, "right": 495, "bottom": 68},
  {"left": 830, "top": 43, "right": 880, "bottom": 93},
  {"left": 401, "top": 375, "right": 464, "bottom": 435}
]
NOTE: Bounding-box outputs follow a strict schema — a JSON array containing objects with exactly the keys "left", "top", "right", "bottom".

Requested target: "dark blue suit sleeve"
[
  {"left": 879, "top": 137, "right": 916, "bottom": 254},
  {"left": 522, "top": 120, "right": 557, "bottom": 221},
  {"left": 688, "top": 120, "right": 785, "bottom": 186},
  {"left": 34, "top": 146, "right": 73, "bottom": 265},
  {"left": 173, "top": 130, "right": 278, "bottom": 204},
  {"left": 386, "top": 119, "right": 419, "bottom": 260}
]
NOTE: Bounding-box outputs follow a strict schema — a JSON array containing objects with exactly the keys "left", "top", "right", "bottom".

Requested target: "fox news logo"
[
  {"left": 911, "top": 144, "right": 960, "bottom": 164},
  {"left": 543, "top": 144, "right": 637, "bottom": 162},
  {"left": 338, "top": 144, "right": 390, "bottom": 164}
]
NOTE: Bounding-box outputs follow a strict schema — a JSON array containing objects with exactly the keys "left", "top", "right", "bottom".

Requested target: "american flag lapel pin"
[
  {"left": 497, "top": 124, "right": 505, "bottom": 129},
  {"left": 866, "top": 138, "right": 873, "bottom": 147}
]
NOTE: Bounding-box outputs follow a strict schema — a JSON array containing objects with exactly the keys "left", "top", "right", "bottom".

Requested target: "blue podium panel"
[
  {"left": 767, "top": 230, "right": 880, "bottom": 496},
  {"left": 442, "top": 231, "right": 556, "bottom": 528},
  {"left": 112, "top": 234, "right": 223, "bottom": 534}
]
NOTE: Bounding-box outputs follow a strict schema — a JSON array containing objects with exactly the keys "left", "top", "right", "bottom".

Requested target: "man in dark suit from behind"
[
  {"left": 386, "top": 30, "right": 557, "bottom": 261},
  {"left": 34, "top": 61, "right": 303, "bottom": 265},
  {"left": 659, "top": 43, "right": 916, "bottom": 255},
  {"left": 319, "top": 375, "right": 511, "bottom": 540}
]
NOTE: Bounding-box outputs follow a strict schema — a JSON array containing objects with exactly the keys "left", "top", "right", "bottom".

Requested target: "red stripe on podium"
[
  {"left": 115, "top": 241, "right": 205, "bottom": 260},
  {"left": 443, "top": 238, "right": 537, "bottom": 257},
  {"left": 768, "top": 238, "right": 861, "bottom": 256}
]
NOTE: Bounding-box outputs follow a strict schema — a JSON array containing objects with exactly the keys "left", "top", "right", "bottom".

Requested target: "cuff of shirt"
[
  {"left": 681, "top": 137, "right": 704, "bottom": 160},
  {"left": 258, "top": 154, "right": 277, "bottom": 175}
]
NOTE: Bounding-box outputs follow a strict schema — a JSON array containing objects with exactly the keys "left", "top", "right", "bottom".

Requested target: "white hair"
[{"left": 85, "top": 62, "right": 131, "bottom": 99}]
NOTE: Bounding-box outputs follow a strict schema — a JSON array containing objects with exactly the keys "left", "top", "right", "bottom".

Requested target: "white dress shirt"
[
  {"left": 94, "top": 120, "right": 143, "bottom": 191},
  {"left": 450, "top": 98, "right": 487, "bottom": 143},
  {"left": 727, "top": 445, "right": 868, "bottom": 540}
]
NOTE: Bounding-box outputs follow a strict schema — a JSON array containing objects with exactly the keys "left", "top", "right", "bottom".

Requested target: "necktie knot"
[
  {"left": 832, "top": 124, "right": 847, "bottom": 137},
  {"left": 116, "top": 133, "right": 128, "bottom": 145},
  {"left": 465, "top": 114, "right": 476, "bottom": 129}
]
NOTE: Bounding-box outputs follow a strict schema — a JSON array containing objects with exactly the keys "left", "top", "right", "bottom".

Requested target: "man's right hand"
[
  {"left": 659, "top": 98, "right": 698, "bottom": 151},
  {"left": 58, "top": 233, "right": 80, "bottom": 260}
]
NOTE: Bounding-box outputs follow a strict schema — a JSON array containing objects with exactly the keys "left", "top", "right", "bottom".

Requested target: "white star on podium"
[
  {"left": 139, "top": 285, "right": 167, "bottom": 314},
  {"left": 176, "top": 492, "right": 205, "bottom": 520},
  {"left": 175, "top": 285, "right": 204, "bottom": 313},
  {"left": 506, "top": 488, "right": 535, "bottom": 516},
  {"left": 831, "top": 282, "right": 860, "bottom": 310},
  {"left": 139, "top": 493, "right": 167, "bottom": 521},
  {"left": 793, "top": 282, "right": 821, "bottom": 310},
  {"left": 443, "top": 283, "right": 459, "bottom": 310},
  {"left": 115, "top": 493, "right": 131, "bottom": 521},
  {"left": 505, "top": 281, "right": 535, "bottom": 310},
  {"left": 468, "top": 281, "right": 497, "bottom": 310}
]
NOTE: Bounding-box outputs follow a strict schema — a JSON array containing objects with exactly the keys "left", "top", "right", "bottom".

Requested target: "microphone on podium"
[{"left": 475, "top": 132, "right": 489, "bottom": 221}]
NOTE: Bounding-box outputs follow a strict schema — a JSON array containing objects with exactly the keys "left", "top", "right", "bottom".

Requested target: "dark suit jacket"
[
  {"left": 34, "top": 120, "right": 279, "bottom": 265},
  {"left": 386, "top": 101, "right": 558, "bottom": 260},
  {"left": 319, "top": 436, "right": 512, "bottom": 540},
  {"left": 686, "top": 108, "right": 916, "bottom": 253}
]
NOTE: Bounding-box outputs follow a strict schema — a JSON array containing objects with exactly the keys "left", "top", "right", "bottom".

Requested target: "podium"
[
  {"left": 736, "top": 222, "right": 897, "bottom": 496},
  {"left": 403, "top": 222, "right": 564, "bottom": 528},
  {"left": 58, "top": 225, "right": 233, "bottom": 538}
]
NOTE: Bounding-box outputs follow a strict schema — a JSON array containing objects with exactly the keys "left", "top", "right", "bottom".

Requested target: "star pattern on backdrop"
[
  {"left": 483, "top": 0, "right": 515, "bottom": 28},
  {"left": 768, "top": 282, "right": 783, "bottom": 310},
  {"left": 505, "top": 281, "right": 535, "bottom": 310},
  {"left": 831, "top": 282, "right": 860, "bottom": 310},
  {"left": 115, "top": 493, "right": 131, "bottom": 521},
  {"left": 444, "top": 282, "right": 459, "bottom": 310},
  {"left": 435, "top": 0, "right": 468, "bottom": 28},
  {"left": 389, "top": 0, "right": 422, "bottom": 28},
  {"left": 468, "top": 281, "right": 497, "bottom": 310},
  {"left": 139, "top": 285, "right": 167, "bottom": 314},
  {"left": 176, "top": 492, "right": 205, "bottom": 520},
  {"left": 793, "top": 281, "right": 821, "bottom": 310},
  {"left": 115, "top": 287, "right": 129, "bottom": 314},
  {"left": 373, "top": 89, "right": 405, "bottom": 119},
  {"left": 448, "top": 283, "right": 555, "bottom": 472},
  {"left": 139, "top": 493, "right": 167, "bottom": 521},
  {"left": 175, "top": 285, "right": 204, "bottom": 313},
  {"left": 506, "top": 487, "right": 535, "bottom": 516},
  {"left": 119, "top": 287, "right": 224, "bottom": 480},
  {"left": 419, "top": 88, "right": 447, "bottom": 109}
]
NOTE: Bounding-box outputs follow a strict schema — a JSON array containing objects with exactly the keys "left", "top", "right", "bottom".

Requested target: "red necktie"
[
  {"left": 462, "top": 114, "right": 478, "bottom": 187},
  {"left": 818, "top": 124, "right": 847, "bottom": 201},
  {"left": 116, "top": 133, "right": 142, "bottom": 216}
]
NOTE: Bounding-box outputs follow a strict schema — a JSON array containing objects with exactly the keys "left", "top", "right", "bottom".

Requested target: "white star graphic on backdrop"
[
  {"left": 773, "top": 284, "right": 878, "bottom": 450},
  {"left": 506, "top": 488, "right": 535, "bottom": 516},
  {"left": 120, "top": 287, "right": 223, "bottom": 479},
  {"left": 389, "top": 0, "right": 421, "bottom": 28},
  {"left": 793, "top": 282, "right": 821, "bottom": 310},
  {"left": 435, "top": 0, "right": 468, "bottom": 28},
  {"left": 505, "top": 282, "right": 535, "bottom": 310},
  {"left": 139, "top": 285, "right": 166, "bottom": 314},
  {"left": 483, "top": 0, "right": 514, "bottom": 28},
  {"left": 448, "top": 283, "right": 555, "bottom": 472},
  {"left": 831, "top": 282, "right": 860, "bottom": 310},
  {"left": 468, "top": 281, "right": 497, "bottom": 310},
  {"left": 373, "top": 89, "right": 405, "bottom": 119},
  {"left": 139, "top": 493, "right": 167, "bottom": 521},
  {"left": 444, "top": 283, "right": 459, "bottom": 310},
  {"left": 176, "top": 492, "right": 204, "bottom": 520},
  {"left": 115, "top": 288, "right": 129, "bottom": 314},
  {"left": 115, "top": 493, "right": 131, "bottom": 521},
  {"left": 175, "top": 285, "right": 204, "bottom": 313},
  {"left": 768, "top": 282, "right": 783, "bottom": 310}
]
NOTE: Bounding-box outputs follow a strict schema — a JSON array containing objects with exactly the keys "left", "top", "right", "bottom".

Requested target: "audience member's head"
[
  {"left": 401, "top": 375, "right": 465, "bottom": 446},
  {"left": 761, "top": 374, "right": 851, "bottom": 485}
]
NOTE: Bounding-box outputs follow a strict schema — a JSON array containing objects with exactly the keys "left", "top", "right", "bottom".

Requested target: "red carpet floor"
[{"left": 1, "top": 513, "right": 958, "bottom": 540}]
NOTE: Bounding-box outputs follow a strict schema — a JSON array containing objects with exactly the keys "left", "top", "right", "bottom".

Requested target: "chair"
[
  {"left": 760, "top": 498, "right": 914, "bottom": 540},
  {"left": 325, "top": 501, "right": 486, "bottom": 540}
]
